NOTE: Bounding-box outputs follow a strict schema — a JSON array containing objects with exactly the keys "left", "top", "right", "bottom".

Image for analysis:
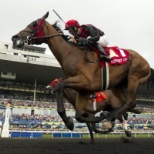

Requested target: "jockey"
[{"left": 64, "top": 19, "right": 111, "bottom": 62}]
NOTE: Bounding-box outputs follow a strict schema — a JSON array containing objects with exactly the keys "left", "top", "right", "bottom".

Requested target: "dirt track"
[{"left": 0, "top": 138, "right": 154, "bottom": 154}]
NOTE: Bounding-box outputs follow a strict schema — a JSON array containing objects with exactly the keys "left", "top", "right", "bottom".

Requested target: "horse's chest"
[{"left": 63, "top": 61, "right": 78, "bottom": 76}]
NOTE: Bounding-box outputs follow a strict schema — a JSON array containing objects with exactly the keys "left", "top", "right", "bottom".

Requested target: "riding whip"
[{"left": 53, "top": 10, "right": 79, "bottom": 39}]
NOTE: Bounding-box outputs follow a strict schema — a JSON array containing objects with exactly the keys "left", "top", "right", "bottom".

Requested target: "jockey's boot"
[{"left": 97, "top": 44, "right": 111, "bottom": 62}]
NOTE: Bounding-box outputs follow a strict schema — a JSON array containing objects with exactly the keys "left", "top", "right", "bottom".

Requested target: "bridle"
[{"left": 20, "top": 18, "right": 63, "bottom": 45}]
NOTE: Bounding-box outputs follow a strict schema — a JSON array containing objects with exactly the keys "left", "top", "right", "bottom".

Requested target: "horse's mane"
[
  {"left": 51, "top": 21, "right": 76, "bottom": 45},
  {"left": 52, "top": 20, "right": 64, "bottom": 34}
]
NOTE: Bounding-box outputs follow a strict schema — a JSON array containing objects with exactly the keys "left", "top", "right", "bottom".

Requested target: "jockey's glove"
[
  {"left": 87, "top": 36, "right": 95, "bottom": 44},
  {"left": 77, "top": 37, "right": 87, "bottom": 45},
  {"left": 65, "top": 35, "right": 74, "bottom": 43}
]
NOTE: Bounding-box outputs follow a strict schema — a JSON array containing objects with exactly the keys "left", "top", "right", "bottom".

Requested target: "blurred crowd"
[
  {"left": 0, "top": 112, "right": 63, "bottom": 123},
  {"left": 0, "top": 109, "right": 153, "bottom": 131},
  {"left": 0, "top": 81, "right": 44, "bottom": 91},
  {"left": 0, "top": 80, "right": 154, "bottom": 131}
]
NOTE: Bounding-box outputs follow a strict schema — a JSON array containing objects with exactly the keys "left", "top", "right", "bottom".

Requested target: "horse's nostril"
[
  {"left": 16, "top": 40, "right": 24, "bottom": 47},
  {"left": 12, "top": 35, "right": 19, "bottom": 41},
  {"left": 27, "top": 36, "right": 32, "bottom": 41}
]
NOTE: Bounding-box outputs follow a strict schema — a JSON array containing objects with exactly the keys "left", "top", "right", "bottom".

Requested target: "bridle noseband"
[{"left": 21, "top": 18, "right": 63, "bottom": 45}]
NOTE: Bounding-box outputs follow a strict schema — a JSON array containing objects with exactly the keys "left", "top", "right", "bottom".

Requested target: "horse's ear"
[{"left": 42, "top": 11, "right": 49, "bottom": 20}]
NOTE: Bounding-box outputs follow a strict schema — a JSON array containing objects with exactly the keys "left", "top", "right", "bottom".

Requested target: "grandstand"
[{"left": 0, "top": 42, "right": 154, "bottom": 133}]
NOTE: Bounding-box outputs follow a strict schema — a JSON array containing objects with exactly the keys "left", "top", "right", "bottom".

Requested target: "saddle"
[
  {"left": 64, "top": 35, "right": 130, "bottom": 67},
  {"left": 80, "top": 44, "right": 130, "bottom": 67}
]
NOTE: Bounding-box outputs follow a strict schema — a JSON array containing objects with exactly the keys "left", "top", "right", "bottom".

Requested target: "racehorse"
[
  {"left": 12, "top": 12, "right": 154, "bottom": 126},
  {"left": 45, "top": 78, "right": 141, "bottom": 143}
]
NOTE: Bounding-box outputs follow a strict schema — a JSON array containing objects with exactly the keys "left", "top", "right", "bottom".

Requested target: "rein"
[
  {"left": 30, "top": 33, "right": 100, "bottom": 64},
  {"left": 30, "top": 33, "right": 64, "bottom": 40}
]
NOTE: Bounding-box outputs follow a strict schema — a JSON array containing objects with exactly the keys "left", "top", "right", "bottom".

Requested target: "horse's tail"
[{"left": 144, "top": 68, "right": 154, "bottom": 89}]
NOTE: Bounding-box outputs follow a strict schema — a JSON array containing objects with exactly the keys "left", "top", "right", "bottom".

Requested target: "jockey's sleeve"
[{"left": 86, "top": 25, "right": 100, "bottom": 43}]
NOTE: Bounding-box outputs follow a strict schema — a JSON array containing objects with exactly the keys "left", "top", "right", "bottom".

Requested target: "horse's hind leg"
[
  {"left": 101, "top": 90, "right": 123, "bottom": 129},
  {"left": 56, "top": 91, "right": 74, "bottom": 131},
  {"left": 109, "top": 76, "right": 139, "bottom": 121},
  {"left": 118, "top": 114, "right": 132, "bottom": 137}
]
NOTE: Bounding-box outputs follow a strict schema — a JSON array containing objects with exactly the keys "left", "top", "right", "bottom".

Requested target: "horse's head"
[
  {"left": 45, "top": 78, "right": 62, "bottom": 94},
  {"left": 12, "top": 12, "right": 49, "bottom": 48}
]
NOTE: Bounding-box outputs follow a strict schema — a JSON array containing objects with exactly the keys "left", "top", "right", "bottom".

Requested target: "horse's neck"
[{"left": 46, "top": 24, "right": 75, "bottom": 66}]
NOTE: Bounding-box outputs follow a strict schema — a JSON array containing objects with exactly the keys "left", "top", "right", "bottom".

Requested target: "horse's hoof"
[
  {"left": 100, "top": 111, "right": 110, "bottom": 118},
  {"left": 102, "top": 120, "right": 113, "bottom": 129},
  {"left": 66, "top": 117, "right": 74, "bottom": 131},
  {"left": 53, "top": 84, "right": 61, "bottom": 92},
  {"left": 125, "top": 130, "right": 132, "bottom": 137}
]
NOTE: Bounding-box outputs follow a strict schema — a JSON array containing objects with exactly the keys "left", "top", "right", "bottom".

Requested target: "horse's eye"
[{"left": 32, "top": 21, "right": 39, "bottom": 27}]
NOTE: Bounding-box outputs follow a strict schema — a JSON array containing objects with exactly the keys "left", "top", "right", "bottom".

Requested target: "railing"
[{"left": 9, "top": 130, "right": 154, "bottom": 139}]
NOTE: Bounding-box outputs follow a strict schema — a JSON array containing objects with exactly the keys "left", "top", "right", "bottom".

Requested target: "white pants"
[{"left": 98, "top": 35, "right": 109, "bottom": 47}]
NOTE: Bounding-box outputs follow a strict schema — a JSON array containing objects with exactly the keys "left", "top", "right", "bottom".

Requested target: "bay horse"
[
  {"left": 12, "top": 12, "right": 154, "bottom": 125},
  {"left": 45, "top": 78, "right": 141, "bottom": 143}
]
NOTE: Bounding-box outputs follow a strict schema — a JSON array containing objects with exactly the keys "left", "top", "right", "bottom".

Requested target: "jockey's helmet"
[{"left": 65, "top": 19, "right": 80, "bottom": 30}]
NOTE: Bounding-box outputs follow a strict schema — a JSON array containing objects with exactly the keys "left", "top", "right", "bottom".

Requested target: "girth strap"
[{"left": 100, "top": 62, "right": 109, "bottom": 91}]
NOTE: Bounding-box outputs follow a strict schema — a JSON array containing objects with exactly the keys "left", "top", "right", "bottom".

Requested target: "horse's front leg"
[{"left": 56, "top": 91, "right": 74, "bottom": 131}]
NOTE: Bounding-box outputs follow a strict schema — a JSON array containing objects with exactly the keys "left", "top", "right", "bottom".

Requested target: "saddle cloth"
[{"left": 99, "top": 46, "right": 130, "bottom": 67}]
